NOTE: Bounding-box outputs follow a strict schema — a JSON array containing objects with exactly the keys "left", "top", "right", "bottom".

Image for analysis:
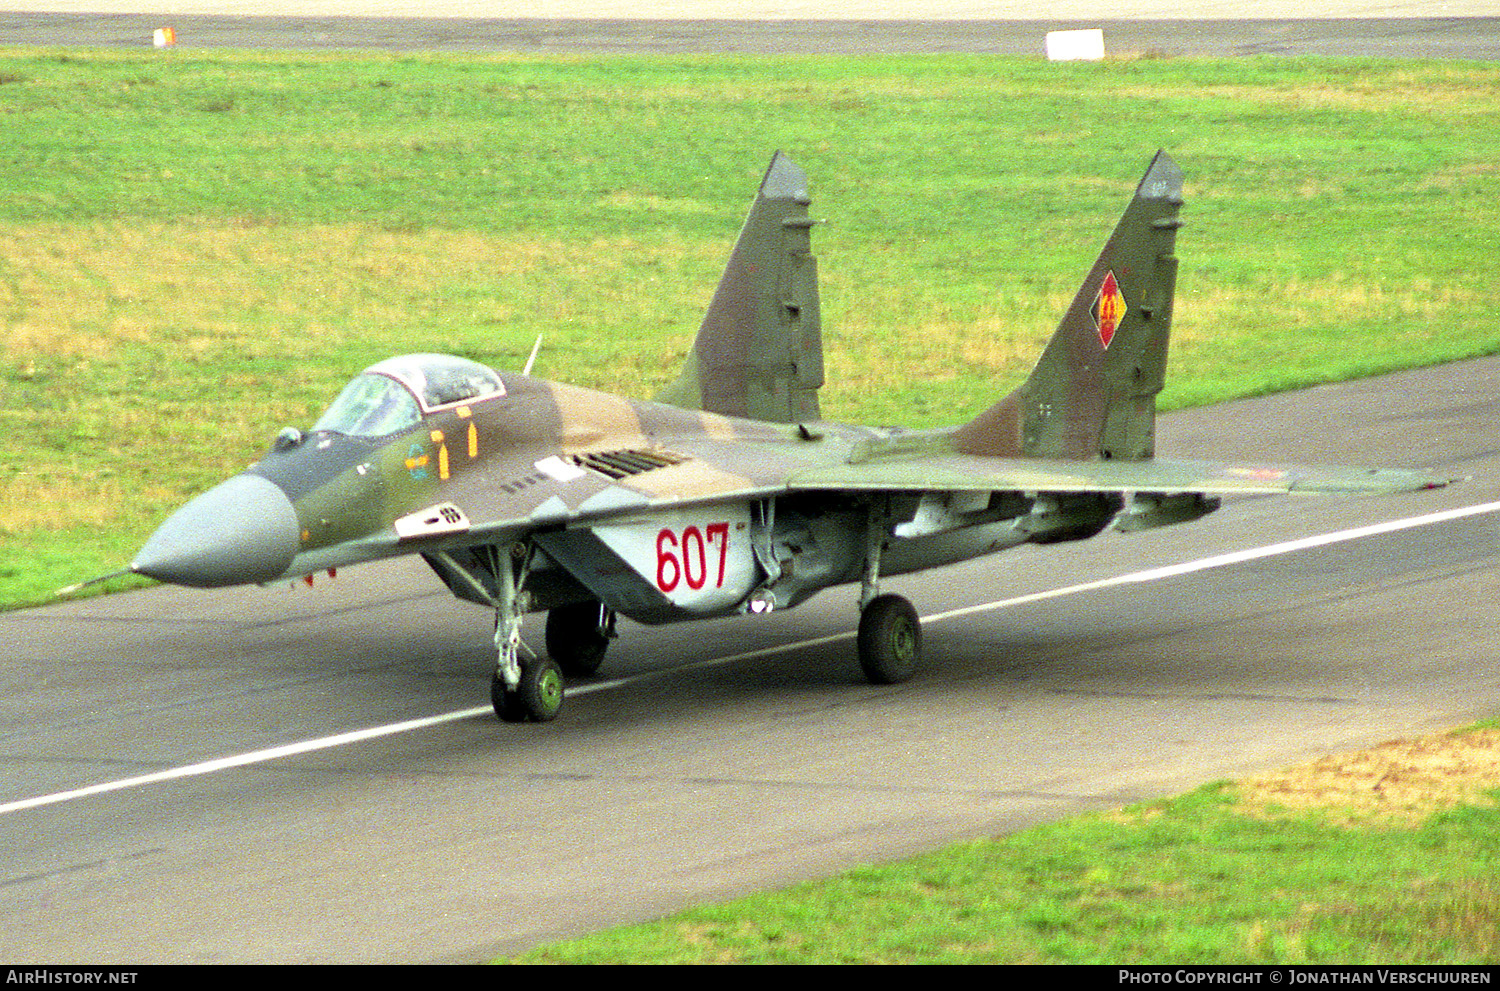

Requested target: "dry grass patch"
[
  {"left": 0, "top": 220, "right": 714, "bottom": 375},
  {"left": 1236, "top": 728, "right": 1500, "bottom": 826},
  {"left": 0, "top": 473, "right": 125, "bottom": 535},
  {"left": 1116, "top": 65, "right": 1500, "bottom": 114}
]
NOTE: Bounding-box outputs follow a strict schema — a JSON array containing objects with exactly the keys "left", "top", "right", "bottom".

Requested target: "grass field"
[{"left": 3, "top": 50, "right": 1498, "bottom": 606}]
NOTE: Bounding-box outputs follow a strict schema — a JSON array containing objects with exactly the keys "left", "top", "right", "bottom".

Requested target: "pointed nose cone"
[{"left": 132, "top": 475, "right": 301, "bottom": 588}]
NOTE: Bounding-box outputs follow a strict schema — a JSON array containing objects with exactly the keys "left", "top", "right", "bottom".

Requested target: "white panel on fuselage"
[{"left": 590, "top": 503, "right": 756, "bottom": 616}]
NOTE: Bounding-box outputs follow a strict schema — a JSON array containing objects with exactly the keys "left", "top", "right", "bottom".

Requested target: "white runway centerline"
[{"left": 5, "top": 498, "right": 1497, "bottom": 818}]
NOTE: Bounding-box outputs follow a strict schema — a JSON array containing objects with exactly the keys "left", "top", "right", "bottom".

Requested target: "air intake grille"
[{"left": 571, "top": 448, "right": 690, "bottom": 480}]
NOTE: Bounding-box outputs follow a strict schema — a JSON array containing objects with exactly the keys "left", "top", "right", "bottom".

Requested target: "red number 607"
[{"left": 655, "top": 523, "right": 730, "bottom": 593}]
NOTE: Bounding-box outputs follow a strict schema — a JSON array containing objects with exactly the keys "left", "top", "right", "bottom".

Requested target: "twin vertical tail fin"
[
  {"left": 659, "top": 149, "right": 1181, "bottom": 448},
  {"left": 655, "top": 151, "right": 824, "bottom": 424},
  {"left": 953, "top": 150, "right": 1184, "bottom": 461}
]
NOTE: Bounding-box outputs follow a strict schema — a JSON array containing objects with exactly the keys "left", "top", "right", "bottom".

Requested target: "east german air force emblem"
[{"left": 1092, "top": 270, "right": 1126, "bottom": 349}]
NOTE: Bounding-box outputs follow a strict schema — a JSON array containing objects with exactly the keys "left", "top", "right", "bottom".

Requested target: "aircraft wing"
[{"left": 783, "top": 452, "right": 1450, "bottom": 497}]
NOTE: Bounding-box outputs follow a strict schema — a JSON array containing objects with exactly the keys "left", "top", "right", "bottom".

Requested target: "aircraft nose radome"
[{"left": 131, "top": 474, "right": 301, "bottom": 588}]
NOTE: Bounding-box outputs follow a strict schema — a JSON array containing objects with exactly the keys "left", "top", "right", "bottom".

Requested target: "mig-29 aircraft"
[{"left": 112, "top": 151, "right": 1445, "bottom": 723}]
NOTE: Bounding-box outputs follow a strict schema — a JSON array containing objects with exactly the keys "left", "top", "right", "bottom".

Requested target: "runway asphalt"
[
  {"left": 2, "top": 2, "right": 1499, "bottom": 964},
  {"left": 4, "top": 356, "right": 1499, "bottom": 962}
]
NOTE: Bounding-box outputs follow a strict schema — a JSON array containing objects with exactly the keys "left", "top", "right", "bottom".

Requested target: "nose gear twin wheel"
[{"left": 492, "top": 657, "right": 565, "bottom": 723}]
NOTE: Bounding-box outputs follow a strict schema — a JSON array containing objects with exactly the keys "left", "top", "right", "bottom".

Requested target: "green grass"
[
  {"left": 3, "top": 50, "right": 1499, "bottom": 606},
  {"left": 505, "top": 728, "right": 1500, "bottom": 964}
]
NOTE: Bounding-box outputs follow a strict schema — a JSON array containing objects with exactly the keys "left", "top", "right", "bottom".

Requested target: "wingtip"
[{"left": 1392, "top": 468, "right": 1462, "bottom": 492}]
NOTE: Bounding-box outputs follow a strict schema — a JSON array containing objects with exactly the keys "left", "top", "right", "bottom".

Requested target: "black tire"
[
  {"left": 857, "top": 593, "right": 921, "bottom": 685},
  {"left": 491, "top": 658, "right": 565, "bottom": 723},
  {"left": 545, "top": 601, "right": 610, "bottom": 677},
  {"left": 518, "top": 657, "right": 565, "bottom": 722},
  {"left": 492, "top": 674, "right": 526, "bottom": 723}
]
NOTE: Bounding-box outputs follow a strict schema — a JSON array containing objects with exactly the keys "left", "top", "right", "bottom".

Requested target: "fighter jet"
[{"left": 115, "top": 151, "right": 1446, "bottom": 723}]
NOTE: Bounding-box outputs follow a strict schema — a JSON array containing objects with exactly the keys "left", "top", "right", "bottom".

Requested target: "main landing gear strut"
[{"left": 855, "top": 501, "right": 921, "bottom": 685}]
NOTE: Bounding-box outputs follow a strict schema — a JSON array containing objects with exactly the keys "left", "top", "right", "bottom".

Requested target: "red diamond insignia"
[{"left": 1092, "top": 270, "right": 1126, "bottom": 349}]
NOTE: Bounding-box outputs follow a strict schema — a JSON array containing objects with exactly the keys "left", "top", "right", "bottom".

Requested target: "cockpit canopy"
[{"left": 313, "top": 353, "right": 505, "bottom": 438}]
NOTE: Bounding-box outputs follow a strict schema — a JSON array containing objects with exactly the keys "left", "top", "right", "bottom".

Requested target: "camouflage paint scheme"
[{"left": 122, "top": 151, "right": 1448, "bottom": 722}]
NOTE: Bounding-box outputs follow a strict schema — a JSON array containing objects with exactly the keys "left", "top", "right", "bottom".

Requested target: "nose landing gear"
[{"left": 488, "top": 541, "right": 565, "bottom": 724}]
